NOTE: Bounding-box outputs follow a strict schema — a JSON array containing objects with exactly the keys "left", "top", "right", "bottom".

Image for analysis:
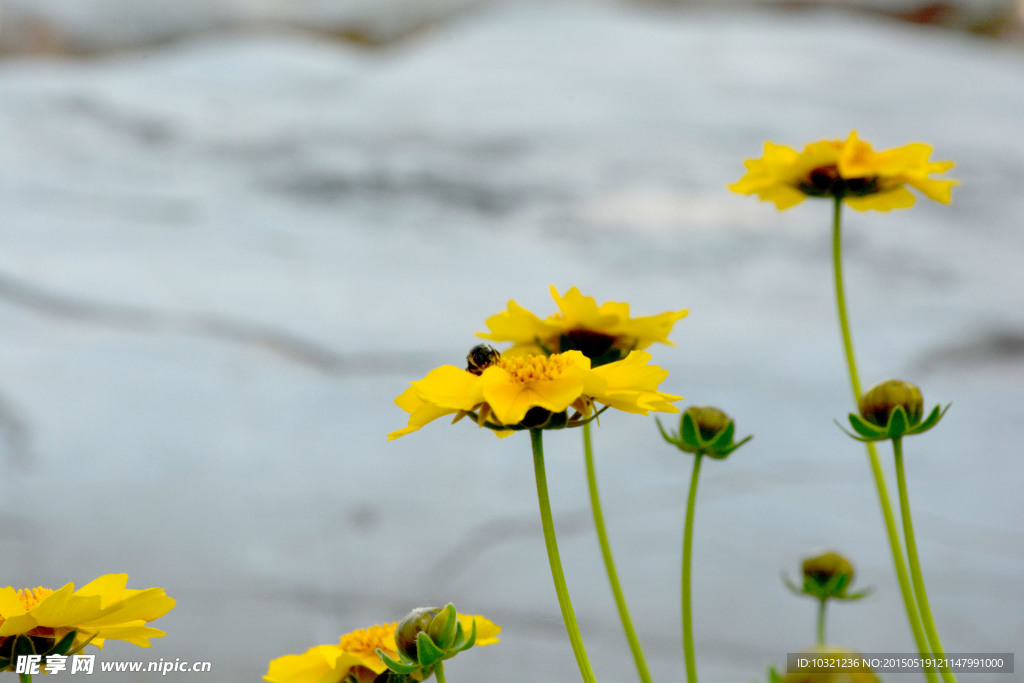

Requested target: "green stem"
[
  {"left": 682, "top": 453, "right": 703, "bottom": 683},
  {"left": 531, "top": 429, "right": 599, "bottom": 683},
  {"left": 20, "top": 675, "right": 32, "bottom": 683},
  {"left": 831, "top": 197, "right": 937, "bottom": 683},
  {"left": 582, "top": 422, "right": 653, "bottom": 683},
  {"left": 816, "top": 599, "right": 827, "bottom": 646},
  {"left": 893, "top": 439, "right": 957, "bottom": 683},
  {"left": 433, "top": 662, "right": 448, "bottom": 683}
]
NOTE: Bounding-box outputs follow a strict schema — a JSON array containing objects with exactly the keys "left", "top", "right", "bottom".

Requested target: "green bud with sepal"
[
  {"left": 378, "top": 604, "right": 479, "bottom": 679},
  {"left": 784, "top": 551, "right": 871, "bottom": 603},
  {"left": 839, "top": 379, "right": 949, "bottom": 442},
  {"left": 657, "top": 405, "right": 752, "bottom": 459}
]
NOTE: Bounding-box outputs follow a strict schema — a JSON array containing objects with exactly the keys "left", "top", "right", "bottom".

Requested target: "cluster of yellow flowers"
[
  {"left": 390, "top": 286, "right": 688, "bottom": 440},
  {"left": 5, "top": 131, "right": 952, "bottom": 682}
]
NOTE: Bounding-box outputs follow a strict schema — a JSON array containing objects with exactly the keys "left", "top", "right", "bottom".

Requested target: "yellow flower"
[
  {"left": 388, "top": 349, "right": 681, "bottom": 440},
  {"left": 478, "top": 285, "right": 688, "bottom": 364},
  {"left": 0, "top": 573, "right": 175, "bottom": 663},
  {"left": 730, "top": 131, "right": 956, "bottom": 211},
  {"left": 264, "top": 616, "right": 500, "bottom": 683}
]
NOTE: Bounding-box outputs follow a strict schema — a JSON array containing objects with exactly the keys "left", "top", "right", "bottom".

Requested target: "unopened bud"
[
  {"left": 859, "top": 380, "right": 923, "bottom": 428},
  {"left": 802, "top": 552, "right": 855, "bottom": 595},
  {"left": 394, "top": 606, "right": 442, "bottom": 663},
  {"left": 687, "top": 406, "right": 732, "bottom": 442}
]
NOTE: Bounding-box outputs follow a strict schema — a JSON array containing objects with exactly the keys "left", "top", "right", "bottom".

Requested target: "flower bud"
[
  {"left": 841, "top": 379, "right": 947, "bottom": 443},
  {"left": 784, "top": 550, "right": 870, "bottom": 603},
  {"left": 380, "top": 604, "right": 493, "bottom": 678},
  {"left": 657, "top": 405, "right": 752, "bottom": 459},
  {"left": 687, "top": 406, "right": 731, "bottom": 442},
  {"left": 859, "top": 380, "right": 923, "bottom": 428},
  {"left": 802, "top": 552, "right": 854, "bottom": 597},
  {"left": 394, "top": 606, "right": 442, "bottom": 664}
]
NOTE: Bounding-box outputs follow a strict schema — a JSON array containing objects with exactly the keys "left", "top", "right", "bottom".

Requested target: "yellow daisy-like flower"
[
  {"left": 0, "top": 573, "right": 175, "bottom": 666},
  {"left": 478, "top": 286, "right": 688, "bottom": 365},
  {"left": 730, "top": 131, "right": 957, "bottom": 211},
  {"left": 388, "top": 349, "right": 681, "bottom": 440},
  {"left": 264, "top": 616, "right": 500, "bottom": 683}
]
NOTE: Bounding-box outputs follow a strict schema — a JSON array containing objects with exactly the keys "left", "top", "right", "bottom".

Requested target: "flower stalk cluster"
[{"left": 733, "top": 132, "right": 959, "bottom": 683}]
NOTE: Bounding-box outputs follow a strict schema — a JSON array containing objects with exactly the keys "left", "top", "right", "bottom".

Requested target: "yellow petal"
[
  {"left": 85, "top": 622, "right": 167, "bottom": 649},
  {"left": 550, "top": 286, "right": 620, "bottom": 331},
  {"left": 389, "top": 384, "right": 460, "bottom": 438},
  {"left": 456, "top": 614, "right": 501, "bottom": 646},
  {"left": 264, "top": 644, "right": 346, "bottom": 683},
  {"left": 411, "top": 366, "right": 485, "bottom": 411},
  {"left": 478, "top": 299, "right": 561, "bottom": 345},
  {"left": 845, "top": 187, "right": 916, "bottom": 211},
  {"left": 481, "top": 375, "right": 585, "bottom": 425},
  {"left": 589, "top": 351, "right": 682, "bottom": 414}
]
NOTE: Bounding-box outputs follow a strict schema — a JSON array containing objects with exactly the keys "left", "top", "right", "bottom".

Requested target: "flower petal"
[
  {"left": 264, "top": 644, "right": 348, "bottom": 683},
  {"left": 482, "top": 375, "right": 585, "bottom": 425},
  {"left": 456, "top": 614, "right": 501, "bottom": 646}
]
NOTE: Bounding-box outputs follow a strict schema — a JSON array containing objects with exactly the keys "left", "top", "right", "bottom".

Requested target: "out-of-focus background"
[{"left": 1, "top": 1, "right": 1023, "bottom": 681}]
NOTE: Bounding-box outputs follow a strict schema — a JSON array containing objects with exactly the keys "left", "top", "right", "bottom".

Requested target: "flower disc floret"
[
  {"left": 388, "top": 350, "right": 681, "bottom": 439},
  {"left": 479, "top": 285, "right": 688, "bottom": 365},
  {"left": 730, "top": 131, "right": 957, "bottom": 211}
]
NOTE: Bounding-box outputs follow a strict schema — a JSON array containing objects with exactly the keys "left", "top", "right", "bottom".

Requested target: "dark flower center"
[
  {"left": 559, "top": 329, "right": 621, "bottom": 366},
  {"left": 799, "top": 165, "right": 880, "bottom": 199}
]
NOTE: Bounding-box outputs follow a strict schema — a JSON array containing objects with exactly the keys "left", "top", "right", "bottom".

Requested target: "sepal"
[{"left": 658, "top": 406, "right": 752, "bottom": 459}]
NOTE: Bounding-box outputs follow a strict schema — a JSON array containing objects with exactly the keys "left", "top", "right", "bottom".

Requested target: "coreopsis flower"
[
  {"left": 264, "top": 615, "right": 499, "bottom": 683},
  {"left": 0, "top": 574, "right": 175, "bottom": 670},
  {"left": 478, "top": 286, "right": 688, "bottom": 366},
  {"left": 730, "top": 131, "right": 956, "bottom": 211},
  {"left": 388, "top": 349, "right": 681, "bottom": 440}
]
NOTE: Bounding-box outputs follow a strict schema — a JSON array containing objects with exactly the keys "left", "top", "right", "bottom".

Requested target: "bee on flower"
[{"left": 388, "top": 349, "right": 681, "bottom": 439}]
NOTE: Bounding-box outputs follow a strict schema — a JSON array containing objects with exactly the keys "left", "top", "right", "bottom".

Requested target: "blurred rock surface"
[
  {"left": 1, "top": 2, "right": 1022, "bottom": 682},
  {"left": 2, "top": 0, "right": 1022, "bottom": 56}
]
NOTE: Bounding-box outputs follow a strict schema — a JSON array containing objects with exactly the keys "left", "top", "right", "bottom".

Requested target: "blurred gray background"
[{"left": 1, "top": 1, "right": 1022, "bottom": 681}]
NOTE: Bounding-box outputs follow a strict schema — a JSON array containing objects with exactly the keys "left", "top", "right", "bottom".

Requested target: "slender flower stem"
[
  {"left": 433, "top": 662, "right": 448, "bottom": 683},
  {"left": 816, "top": 599, "right": 827, "bottom": 646},
  {"left": 831, "top": 197, "right": 937, "bottom": 683},
  {"left": 582, "top": 423, "right": 653, "bottom": 683},
  {"left": 681, "top": 453, "right": 703, "bottom": 683},
  {"left": 893, "top": 438, "right": 957, "bottom": 683},
  {"left": 531, "top": 429, "right": 599, "bottom": 683},
  {"left": 20, "top": 675, "right": 32, "bottom": 683}
]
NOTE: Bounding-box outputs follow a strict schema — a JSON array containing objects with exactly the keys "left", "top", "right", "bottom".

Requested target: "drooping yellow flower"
[
  {"left": 0, "top": 573, "right": 175, "bottom": 663},
  {"left": 264, "top": 616, "right": 500, "bottom": 683},
  {"left": 730, "top": 131, "right": 956, "bottom": 211},
  {"left": 478, "top": 286, "right": 688, "bottom": 365},
  {"left": 388, "top": 349, "right": 681, "bottom": 440}
]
